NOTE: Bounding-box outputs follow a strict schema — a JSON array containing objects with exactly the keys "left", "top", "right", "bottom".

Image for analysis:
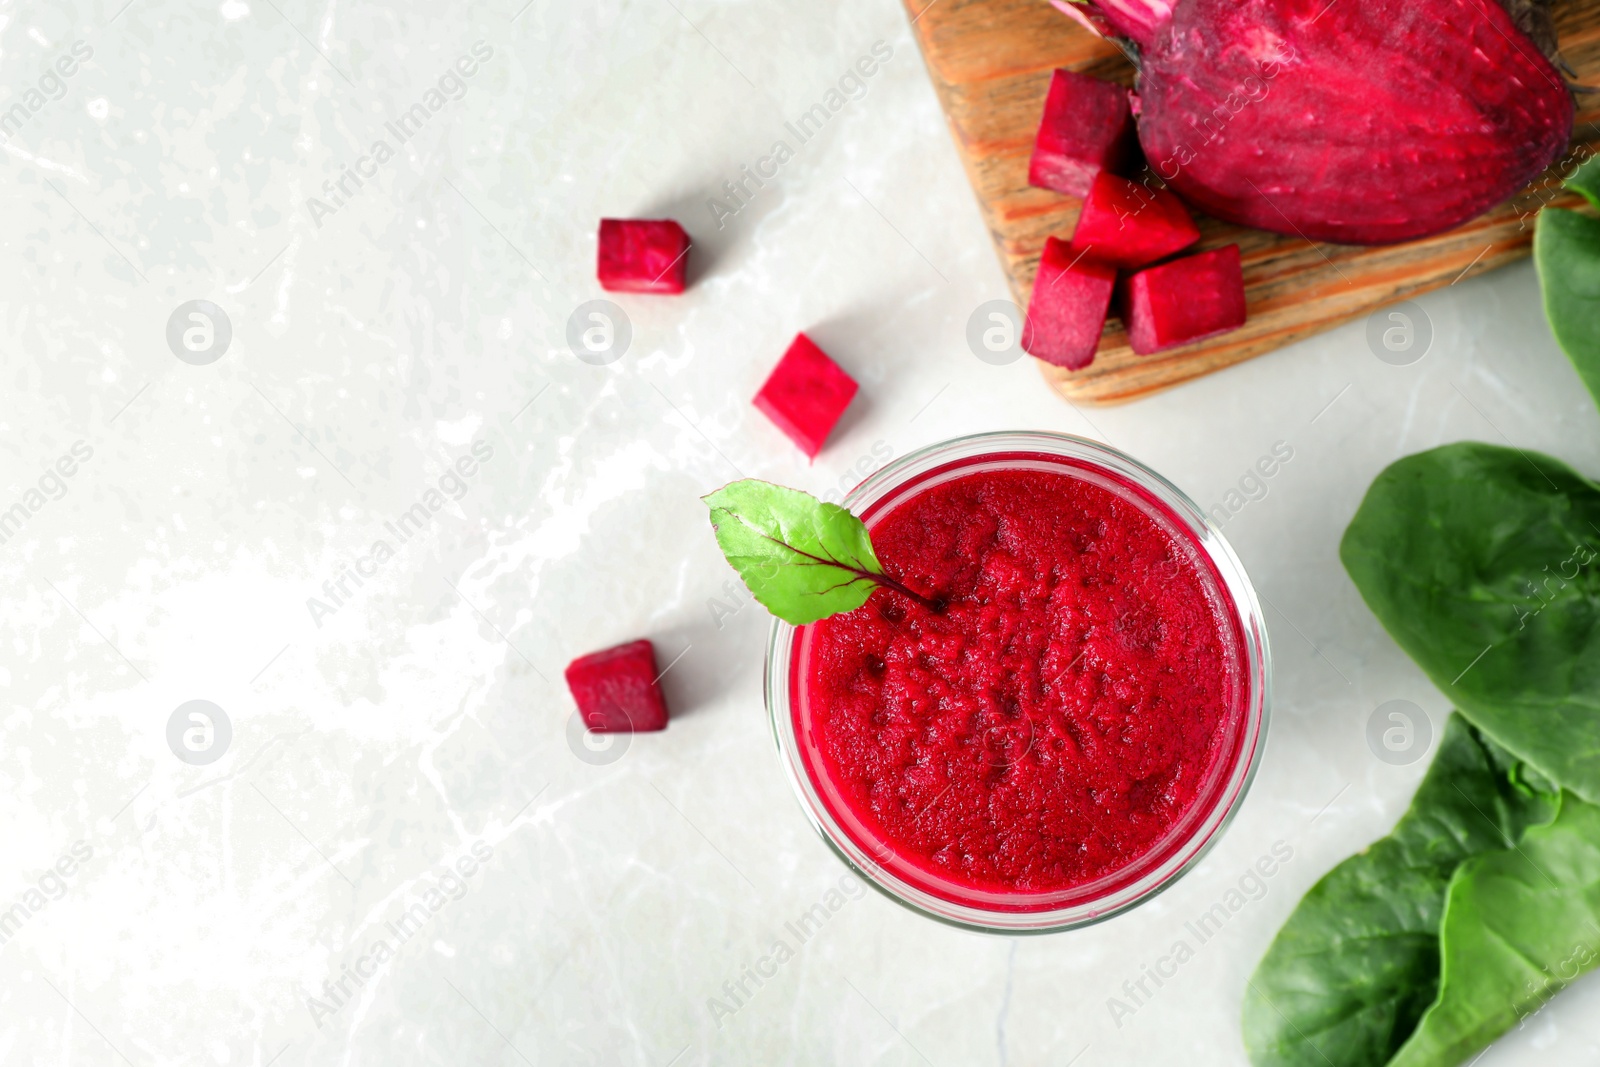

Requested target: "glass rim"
[{"left": 764, "top": 430, "right": 1272, "bottom": 934}]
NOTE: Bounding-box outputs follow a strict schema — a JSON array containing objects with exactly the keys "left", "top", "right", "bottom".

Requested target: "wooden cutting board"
[{"left": 902, "top": 0, "right": 1600, "bottom": 403}]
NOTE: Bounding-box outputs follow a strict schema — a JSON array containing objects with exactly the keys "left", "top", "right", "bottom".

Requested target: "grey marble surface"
[{"left": 4, "top": 1, "right": 1599, "bottom": 1064}]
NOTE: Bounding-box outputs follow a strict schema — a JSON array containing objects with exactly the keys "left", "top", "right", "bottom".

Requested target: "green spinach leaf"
[
  {"left": 1243, "top": 715, "right": 1556, "bottom": 1067},
  {"left": 1389, "top": 791, "right": 1600, "bottom": 1067},
  {"left": 1535, "top": 204, "right": 1600, "bottom": 411},
  {"left": 1564, "top": 154, "right": 1600, "bottom": 210},
  {"left": 1340, "top": 442, "right": 1600, "bottom": 803}
]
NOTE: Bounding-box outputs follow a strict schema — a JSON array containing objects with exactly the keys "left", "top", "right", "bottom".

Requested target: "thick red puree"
[{"left": 795, "top": 464, "right": 1244, "bottom": 897}]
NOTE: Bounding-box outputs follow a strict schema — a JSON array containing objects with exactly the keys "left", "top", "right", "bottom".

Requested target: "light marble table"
[{"left": 4, "top": 1, "right": 1599, "bottom": 1064}]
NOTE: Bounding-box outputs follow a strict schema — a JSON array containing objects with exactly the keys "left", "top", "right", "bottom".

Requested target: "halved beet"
[
  {"left": 597, "top": 218, "right": 690, "bottom": 294},
  {"left": 1028, "top": 69, "right": 1137, "bottom": 198},
  {"left": 1022, "top": 236, "right": 1118, "bottom": 369},
  {"left": 1124, "top": 244, "right": 1246, "bottom": 354},
  {"left": 565, "top": 639, "right": 669, "bottom": 732},
  {"left": 1058, "top": 0, "right": 1574, "bottom": 245},
  {"left": 754, "top": 333, "right": 858, "bottom": 459},
  {"left": 1069, "top": 172, "right": 1200, "bottom": 269}
]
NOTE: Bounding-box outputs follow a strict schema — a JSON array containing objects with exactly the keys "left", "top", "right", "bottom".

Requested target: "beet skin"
[{"left": 1065, "top": 0, "right": 1575, "bottom": 244}]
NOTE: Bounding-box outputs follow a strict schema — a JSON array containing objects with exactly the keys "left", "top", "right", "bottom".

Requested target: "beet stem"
[{"left": 1075, "top": 0, "right": 1171, "bottom": 47}]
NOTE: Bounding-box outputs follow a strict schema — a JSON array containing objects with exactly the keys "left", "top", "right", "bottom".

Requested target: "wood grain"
[{"left": 903, "top": 0, "right": 1600, "bottom": 404}]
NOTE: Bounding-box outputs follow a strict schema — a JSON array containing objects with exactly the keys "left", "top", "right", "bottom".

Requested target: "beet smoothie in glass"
[{"left": 766, "top": 433, "right": 1269, "bottom": 932}]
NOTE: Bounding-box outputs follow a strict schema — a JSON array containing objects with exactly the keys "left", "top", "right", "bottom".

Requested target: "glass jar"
[{"left": 764, "top": 431, "right": 1271, "bottom": 933}]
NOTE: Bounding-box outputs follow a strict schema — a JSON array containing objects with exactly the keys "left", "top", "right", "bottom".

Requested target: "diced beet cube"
[
  {"left": 597, "top": 219, "right": 691, "bottom": 294},
  {"left": 565, "top": 639, "right": 669, "bottom": 732},
  {"left": 1022, "top": 236, "right": 1117, "bottom": 370},
  {"left": 1124, "top": 245, "right": 1247, "bottom": 355},
  {"left": 754, "top": 333, "right": 858, "bottom": 459},
  {"left": 1068, "top": 172, "right": 1200, "bottom": 270},
  {"left": 1028, "top": 69, "right": 1136, "bottom": 198}
]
